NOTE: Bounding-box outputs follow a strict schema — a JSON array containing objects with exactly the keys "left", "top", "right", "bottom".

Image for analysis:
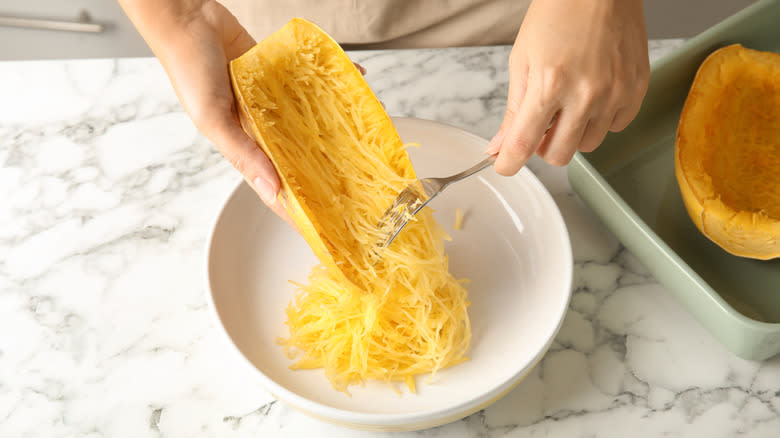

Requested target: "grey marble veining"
[{"left": 1, "top": 39, "right": 779, "bottom": 437}]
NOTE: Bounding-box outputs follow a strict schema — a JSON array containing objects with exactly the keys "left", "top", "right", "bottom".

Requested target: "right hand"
[
  {"left": 486, "top": 0, "right": 649, "bottom": 174},
  {"left": 119, "top": 0, "right": 286, "bottom": 218}
]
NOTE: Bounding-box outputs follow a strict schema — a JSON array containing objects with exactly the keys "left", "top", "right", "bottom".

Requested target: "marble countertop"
[{"left": 2, "top": 39, "right": 779, "bottom": 438}]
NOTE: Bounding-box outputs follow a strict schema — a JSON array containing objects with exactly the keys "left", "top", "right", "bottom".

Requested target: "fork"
[{"left": 374, "top": 154, "right": 497, "bottom": 250}]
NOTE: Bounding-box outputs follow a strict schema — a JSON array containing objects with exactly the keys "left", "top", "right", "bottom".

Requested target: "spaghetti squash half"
[
  {"left": 229, "top": 18, "right": 470, "bottom": 392},
  {"left": 675, "top": 44, "right": 780, "bottom": 260}
]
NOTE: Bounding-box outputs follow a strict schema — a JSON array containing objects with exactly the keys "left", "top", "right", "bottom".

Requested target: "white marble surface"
[{"left": 1, "top": 40, "right": 779, "bottom": 437}]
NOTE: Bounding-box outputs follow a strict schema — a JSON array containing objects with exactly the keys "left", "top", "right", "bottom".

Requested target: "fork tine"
[
  {"left": 379, "top": 189, "right": 417, "bottom": 222},
  {"left": 390, "top": 189, "right": 416, "bottom": 207},
  {"left": 373, "top": 180, "right": 433, "bottom": 256},
  {"left": 379, "top": 209, "right": 409, "bottom": 236},
  {"left": 372, "top": 156, "right": 496, "bottom": 261},
  {"left": 380, "top": 218, "right": 409, "bottom": 248},
  {"left": 375, "top": 199, "right": 417, "bottom": 250}
]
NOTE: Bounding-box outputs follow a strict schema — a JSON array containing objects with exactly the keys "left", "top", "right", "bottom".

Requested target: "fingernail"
[
  {"left": 253, "top": 177, "right": 276, "bottom": 205},
  {"left": 485, "top": 130, "right": 505, "bottom": 155}
]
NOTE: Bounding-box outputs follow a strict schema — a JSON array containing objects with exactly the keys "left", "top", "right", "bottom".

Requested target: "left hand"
[{"left": 486, "top": 0, "right": 650, "bottom": 174}]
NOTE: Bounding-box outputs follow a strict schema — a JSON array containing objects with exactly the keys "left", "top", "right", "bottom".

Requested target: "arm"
[
  {"left": 118, "top": 0, "right": 287, "bottom": 217},
  {"left": 486, "top": 0, "right": 650, "bottom": 174}
]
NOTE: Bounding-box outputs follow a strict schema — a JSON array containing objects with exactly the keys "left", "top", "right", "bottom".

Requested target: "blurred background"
[{"left": 0, "top": 0, "right": 760, "bottom": 60}]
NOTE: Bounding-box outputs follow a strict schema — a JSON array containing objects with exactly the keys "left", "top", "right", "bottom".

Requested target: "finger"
[
  {"left": 214, "top": 2, "right": 257, "bottom": 59},
  {"left": 535, "top": 108, "right": 588, "bottom": 166},
  {"left": 577, "top": 116, "right": 613, "bottom": 152},
  {"left": 493, "top": 87, "right": 559, "bottom": 175},
  {"left": 486, "top": 55, "right": 529, "bottom": 155},
  {"left": 223, "top": 27, "right": 256, "bottom": 60},
  {"left": 610, "top": 103, "right": 640, "bottom": 132},
  {"left": 256, "top": 180, "right": 295, "bottom": 228},
  {"left": 609, "top": 80, "right": 647, "bottom": 132},
  {"left": 176, "top": 60, "right": 279, "bottom": 203},
  {"left": 354, "top": 62, "right": 366, "bottom": 75}
]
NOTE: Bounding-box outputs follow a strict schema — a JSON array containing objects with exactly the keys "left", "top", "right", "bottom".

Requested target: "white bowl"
[{"left": 206, "top": 117, "right": 572, "bottom": 431}]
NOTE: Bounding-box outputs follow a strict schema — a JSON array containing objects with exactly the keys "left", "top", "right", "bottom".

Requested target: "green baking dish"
[{"left": 567, "top": 0, "right": 780, "bottom": 361}]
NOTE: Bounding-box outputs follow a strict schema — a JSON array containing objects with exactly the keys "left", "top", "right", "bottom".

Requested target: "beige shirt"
[{"left": 220, "top": 0, "right": 531, "bottom": 49}]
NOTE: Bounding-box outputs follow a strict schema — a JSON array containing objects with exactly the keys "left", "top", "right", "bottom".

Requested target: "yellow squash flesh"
[
  {"left": 675, "top": 44, "right": 780, "bottom": 260},
  {"left": 229, "top": 18, "right": 470, "bottom": 392}
]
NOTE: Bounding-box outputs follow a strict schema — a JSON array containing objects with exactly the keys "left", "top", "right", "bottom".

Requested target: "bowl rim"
[{"left": 203, "top": 117, "right": 573, "bottom": 427}]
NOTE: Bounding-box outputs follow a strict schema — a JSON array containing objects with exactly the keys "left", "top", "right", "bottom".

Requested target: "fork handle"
[{"left": 447, "top": 154, "right": 497, "bottom": 183}]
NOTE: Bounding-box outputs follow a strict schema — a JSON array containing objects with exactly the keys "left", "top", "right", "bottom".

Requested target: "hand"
[
  {"left": 486, "top": 0, "right": 650, "bottom": 174},
  {"left": 119, "top": 0, "right": 287, "bottom": 219}
]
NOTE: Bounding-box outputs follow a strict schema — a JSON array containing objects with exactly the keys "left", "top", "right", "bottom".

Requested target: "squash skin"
[{"left": 675, "top": 44, "right": 780, "bottom": 260}]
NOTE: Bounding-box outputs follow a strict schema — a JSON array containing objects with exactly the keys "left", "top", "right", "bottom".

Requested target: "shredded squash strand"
[{"left": 230, "top": 18, "right": 470, "bottom": 393}]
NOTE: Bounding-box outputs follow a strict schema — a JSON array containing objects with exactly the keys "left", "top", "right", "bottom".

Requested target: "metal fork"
[{"left": 374, "top": 154, "right": 497, "bottom": 250}]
